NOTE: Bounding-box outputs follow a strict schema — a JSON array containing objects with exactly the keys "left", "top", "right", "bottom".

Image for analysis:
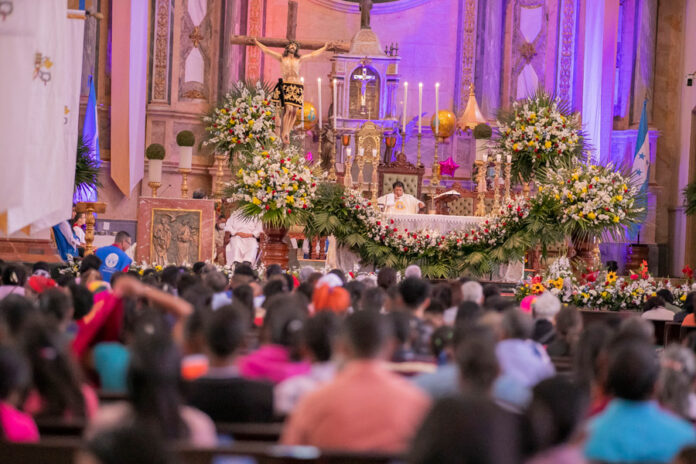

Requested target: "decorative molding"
[
  {"left": 306, "top": 0, "right": 430, "bottom": 14},
  {"left": 189, "top": 25, "right": 203, "bottom": 48},
  {"left": 151, "top": 0, "right": 172, "bottom": 103},
  {"left": 556, "top": 0, "right": 577, "bottom": 107},
  {"left": 245, "top": 0, "right": 264, "bottom": 82},
  {"left": 459, "top": 0, "right": 477, "bottom": 111}
]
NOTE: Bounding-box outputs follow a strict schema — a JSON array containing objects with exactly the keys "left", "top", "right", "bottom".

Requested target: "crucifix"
[{"left": 354, "top": 67, "right": 376, "bottom": 113}]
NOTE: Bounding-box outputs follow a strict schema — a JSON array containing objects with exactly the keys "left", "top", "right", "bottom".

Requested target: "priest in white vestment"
[
  {"left": 377, "top": 181, "right": 424, "bottom": 215},
  {"left": 224, "top": 210, "right": 263, "bottom": 265}
]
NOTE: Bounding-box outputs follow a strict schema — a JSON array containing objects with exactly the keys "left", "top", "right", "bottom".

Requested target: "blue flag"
[
  {"left": 632, "top": 100, "right": 650, "bottom": 193},
  {"left": 76, "top": 75, "right": 100, "bottom": 202}
]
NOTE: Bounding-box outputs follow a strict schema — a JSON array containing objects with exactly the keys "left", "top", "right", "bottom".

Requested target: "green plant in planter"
[
  {"left": 473, "top": 123, "right": 492, "bottom": 139},
  {"left": 176, "top": 130, "right": 195, "bottom": 147},
  {"left": 145, "top": 143, "right": 166, "bottom": 160},
  {"left": 685, "top": 181, "right": 696, "bottom": 216}
]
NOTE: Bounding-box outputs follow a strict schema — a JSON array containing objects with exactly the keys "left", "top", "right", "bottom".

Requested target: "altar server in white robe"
[
  {"left": 377, "top": 181, "right": 424, "bottom": 215},
  {"left": 224, "top": 210, "right": 263, "bottom": 265}
]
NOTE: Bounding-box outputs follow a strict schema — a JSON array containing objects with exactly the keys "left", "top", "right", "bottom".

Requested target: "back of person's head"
[
  {"left": 262, "top": 294, "right": 307, "bottom": 360},
  {"left": 404, "top": 264, "right": 422, "bottom": 279},
  {"left": 204, "top": 304, "right": 248, "bottom": 360},
  {"left": 343, "top": 309, "right": 392, "bottom": 360},
  {"left": 532, "top": 292, "right": 561, "bottom": 320},
  {"left": 295, "top": 281, "right": 315, "bottom": 301},
  {"left": 554, "top": 306, "right": 583, "bottom": 351},
  {"left": 657, "top": 344, "right": 696, "bottom": 419},
  {"left": 79, "top": 255, "right": 102, "bottom": 276},
  {"left": 674, "top": 447, "right": 696, "bottom": 464},
  {"left": 305, "top": 311, "right": 341, "bottom": 363},
  {"left": 685, "top": 292, "right": 696, "bottom": 314},
  {"left": 455, "top": 301, "right": 483, "bottom": 325},
  {"left": 0, "top": 344, "right": 30, "bottom": 401},
  {"left": 263, "top": 278, "right": 287, "bottom": 300},
  {"left": 606, "top": 338, "right": 658, "bottom": 401},
  {"left": 501, "top": 308, "right": 533, "bottom": 340},
  {"left": 657, "top": 288, "right": 675, "bottom": 304},
  {"left": 21, "top": 321, "right": 86, "bottom": 418},
  {"left": 0, "top": 295, "right": 37, "bottom": 336},
  {"left": 617, "top": 316, "right": 654, "bottom": 344},
  {"left": 455, "top": 326, "right": 499, "bottom": 394},
  {"left": 81, "top": 425, "right": 174, "bottom": 464},
  {"left": 387, "top": 310, "right": 411, "bottom": 348},
  {"left": 32, "top": 261, "right": 50, "bottom": 277},
  {"left": 360, "top": 286, "right": 387, "bottom": 312},
  {"left": 160, "top": 265, "right": 182, "bottom": 290},
  {"left": 424, "top": 300, "right": 445, "bottom": 319},
  {"left": 299, "top": 266, "right": 315, "bottom": 283},
  {"left": 344, "top": 280, "right": 366, "bottom": 309},
  {"left": 176, "top": 273, "right": 200, "bottom": 296},
  {"left": 68, "top": 283, "right": 94, "bottom": 321},
  {"left": 312, "top": 284, "right": 350, "bottom": 313},
  {"left": 328, "top": 268, "right": 347, "bottom": 285},
  {"left": 643, "top": 295, "right": 665, "bottom": 312},
  {"left": 409, "top": 394, "right": 520, "bottom": 464},
  {"left": 128, "top": 330, "right": 187, "bottom": 440},
  {"left": 114, "top": 231, "right": 131, "bottom": 246},
  {"left": 484, "top": 295, "right": 518, "bottom": 313},
  {"left": 482, "top": 283, "right": 501, "bottom": 302},
  {"left": 523, "top": 376, "right": 589, "bottom": 458},
  {"left": 430, "top": 283, "right": 453, "bottom": 309},
  {"left": 398, "top": 277, "right": 431, "bottom": 311},
  {"left": 38, "top": 288, "right": 73, "bottom": 328},
  {"left": 430, "top": 326, "right": 454, "bottom": 361},
  {"left": 232, "top": 284, "right": 255, "bottom": 325},
  {"left": 377, "top": 267, "right": 397, "bottom": 290},
  {"left": 203, "top": 271, "right": 228, "bottom": 293},
  {"left": 573, "top": 322, "right": 615, "bottom": 388},
  {"left": 265, "top": 264, "right": 283, "bottom": 279},
  {"left": 192, "top": 262, "right": 207, "bottom": 275},
  {"left": 2, "top": 263, "right": 27, "bottom": 287},
  {"left": 460, "top": 280, "right": 483, "bottom": 304}
]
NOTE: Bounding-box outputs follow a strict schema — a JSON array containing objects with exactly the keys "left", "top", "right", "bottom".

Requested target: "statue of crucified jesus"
[{"left": 254, "top": 39, "right": 331, "bottom": 145}]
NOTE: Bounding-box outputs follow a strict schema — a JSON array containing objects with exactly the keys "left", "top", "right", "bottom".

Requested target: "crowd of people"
[{"left": 1, "top": 251, "right": 696, "bottom": 464}]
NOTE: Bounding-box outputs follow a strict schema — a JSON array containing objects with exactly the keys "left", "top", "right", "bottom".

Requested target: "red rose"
[
  {"left": 302, "top": 204, "right": 307, "bottom": 209},
  {"left": 265, "top": 205, "right": 270, "bottom": 210},
  {"left": 425, "top": 235, "right": 430, "bottom": 239},
  {"left": 630, "top": 274, "right": 639, "bottom": 281},
  {"left": 287, "top": 209, "right": 292, "bottom": 214},
  {"left": 355, "top": 205, "right": 360, "bottom": 209},
  {"left": 376, "top": 221, "right": 381, "bottom": 226},
  {"left": 588, "top": 185, "right": 593, "bottom": 189},
  {"left": 398, "top": 235, "right": 402, "bottom": 239},
  {"left": 404, "top": 247, "right": 408, "bottom": 252}
]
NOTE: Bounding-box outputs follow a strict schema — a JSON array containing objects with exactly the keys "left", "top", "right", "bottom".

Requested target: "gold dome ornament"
[
  {"left": 430, "top": 110, "right": 456, "bottom": 139},
  {"left": 296, "top": 101, "right": 317, "bottom": 131},
  {"left": 458, "top": 83, "right": 486, "bottom": 131}
]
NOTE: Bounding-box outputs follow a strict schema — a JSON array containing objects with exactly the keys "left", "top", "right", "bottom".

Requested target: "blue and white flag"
[
  {"left": 632, "top": 100, "right": 650, "bottom": 193},
  {"left": 77, "top": 74, "right": 100, "bottom": 202}
]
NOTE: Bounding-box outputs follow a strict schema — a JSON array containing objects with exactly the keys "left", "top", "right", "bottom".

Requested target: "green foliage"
[
  {"left": 176, "top": 130, "right": 195, "bottom": 147},
  {"left": 473, "top": 123, "right": 492, "bottom": 139},
  {"left": 145, "top": 143, "right": 166, "bottom": 160},
  {"left": 74, "top": 135, "right": 102, "bottom": 197},
  {"left": 685, "top": 181, "right": 696, "bottom": 216}
]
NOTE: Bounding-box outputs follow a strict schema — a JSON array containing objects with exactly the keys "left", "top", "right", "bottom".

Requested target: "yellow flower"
[
  {"left": 553, "top": 278, "right": 564, "bottom": 290},
  {"left": 607, "top": 271, "right": 618, "bottom": 283},
  {"left": 613, "top": 215, "right": 620, "bottom": 223},
  {"left": 681, "top": 294, "right": 687, "bottom": 301},
  {"left": 252, "top": 197, "right": 262, "bottom": 205},
  {"left": 601, "top": 291, "right": 608, "bottom": 298},
  {"left": 651, "top": 292, "right": 657, "bottom": 297},
  {"left": 555, "top": 194, "right": 560, "bottom": 200},
  {"left": 538, "top": 185, "right": 543, "bottom": 192},
  {"left": 587, "top": 212, "right": 596, "bottom": 220},
  {"left": 221, "top": 109, "right": 227, "bottom": 114},
  {"left": 545, "top": 141, "right": 552, "bottom": 149},
  {"left": 513, "top": 143, "right": 520, "bottom": 151},
  {"left": 155, "top": 265, "right": 163, "bottom": 272},
  {"left": 614, "top": 195, "right": 623, "bottom": 202},
  {"left": 286, "top": 195, "right": 295, "bottom": 204},
  {"left": 527, "top": 140, "right": 535, "bottom": 146},
  {"left": 578, "top": 212, "right": 584, "bottom": 218},
  {"left": 293, "top": 184, "right": 299, "bottom": 191},
  {"left": 238, "top": 168, "right": 243, "bottom": 176},
  {"left": 248, "top": 120, "right": 255, "bottom": 127},
  {"left": 572, "top": 174, "right": 579, "bottom": 181},
  {"left": 266, "top": 187, "right": 272, "bottom": 193},
  {"left": 254, "top": 180, "right": 262, "bottom": 187},
  {"left": 581, "top": 187, "right": 588, "bottom": 194},
  {"left": 581, "top": 292, "right": 590, "bottom": 300},
  {"left": 270, "top": 136, "right": 276, "bottom": 142},
  {"left": 521, "top": 125, "right": 526, "bottom": 131},
  {"left": 138, "top": 269, "right": 144, "bottom": 276},
  {"left": 531, "top": 283, "right": 545, "bottom": 294},
  {"left": 282, "top": 167, "right": 289, "bottom": 174},
  {"left": 231, "top": 137, "right": 238, "bottom": 143}
]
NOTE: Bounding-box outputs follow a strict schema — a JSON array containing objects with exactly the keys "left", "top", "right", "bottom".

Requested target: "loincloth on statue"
[{"left": 271, "top": 79, "right": 304, "bottom": 109}]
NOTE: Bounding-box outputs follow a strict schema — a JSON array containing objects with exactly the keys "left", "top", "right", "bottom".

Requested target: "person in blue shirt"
[
  {"left": 585, "top": 338, "right": 696, "bottom": 463},
  {"left": 95, "top": 231, "right": 133, "bottom": 283}
]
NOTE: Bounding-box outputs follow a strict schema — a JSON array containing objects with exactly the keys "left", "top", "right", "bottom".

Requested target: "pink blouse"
[{"left": 0, "top": 402, "right": 39, "bottom": 442}]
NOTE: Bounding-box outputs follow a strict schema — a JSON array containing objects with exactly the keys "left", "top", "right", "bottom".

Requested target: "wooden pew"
[
  {"left": 0, "top": 437, "right": 80, "bottom": 464},
  {"left": 35, "top": 417, "right": 86, "bottom": 437},
  {"left": 664, "top": 321, "right": 682, "bottom": 345},
  {"left": 216, "top": 422, "right": 284, "bottom": 442}
]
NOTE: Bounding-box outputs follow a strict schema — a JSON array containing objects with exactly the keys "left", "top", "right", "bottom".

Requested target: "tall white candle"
[
  {"left": 496, "top": 154, "right": 502, "bottom": 163},
  {"left": 402, "top": 82, "right": 408, "bottom": 133},
  {"left": 506, "top": 155, "right": 512, "bottom": 163},
  {"left": 418, "top": 82, "right": 423, "bottom": 135},
  {"left": 434, "top": 82, "right": 440, "bottom": 137},
  {"left": 317, "top": 78, "right": 322, "bottom": 129},
  {"left": 346, "top": 147, "right": 351, "bottom": 159},
  {"left": 333, "top": 79, "right": 338, "bottom": 128}
]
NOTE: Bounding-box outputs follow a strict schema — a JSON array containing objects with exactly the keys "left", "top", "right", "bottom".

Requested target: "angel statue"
[{"left": 254, "top": 39, "right": 332, "bottom": 145}]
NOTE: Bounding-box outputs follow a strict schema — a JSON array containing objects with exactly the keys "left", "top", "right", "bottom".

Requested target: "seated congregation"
[{"left": 1, "top": 257, "right": 696, "bottom": 464}]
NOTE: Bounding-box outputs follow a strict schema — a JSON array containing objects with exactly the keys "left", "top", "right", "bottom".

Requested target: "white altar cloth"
[{"left": 385, "top": 213, "right": 485, "bottom": 235}]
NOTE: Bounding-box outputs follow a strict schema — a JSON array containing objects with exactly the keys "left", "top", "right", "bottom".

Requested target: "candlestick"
[
  {"left": 357, "top": 147, "right": 366, "bottom": 191},
  {"left": 416, "top": 133, "right": 422, "bottom": 167},
  {"left": 400, "top": 128, "right": 406, "bottom": 158},
  {"left": 418, "top": 82, "right": 423, "bottom": 135},
  {"left": 317, "top": 78, "right": 322, "bottom": 129},
  {"left": 332, "top": 79, "right": 338, "bottom": 128},
  {"left": 344, "top": 148, "right": 353, "bottom": 188},
  {"left": 475, "top": 160, "right": 487, "bottom": 216},
  {"left": 215, "top": 152, "right": 226, "bottom": 198},
  {"left": 492, "top": 160, "right": 501, "bottom": 215},
  {"left": 148, "top": 181, "right": 161, "bottom": 198},
  {"left": 371, "top": 149, "right": 379, "bottom": 209},
  {"left": 431, "top": 136, "right": 440, "bottom": 188},
  {"left": 434, "top": 83, "right": 440, "bottom": 137},
  {"left": 328, "top": 131, "right": 337, "bottom": 182},
  {"left": 504, "top": 159, "right": 512, "bottom": 203},
  {"left": 180, "top": 168, "right": 191, "bottom": 198},
  {"left": 402, "top": 82, "right": 408, "bottom": 134}
]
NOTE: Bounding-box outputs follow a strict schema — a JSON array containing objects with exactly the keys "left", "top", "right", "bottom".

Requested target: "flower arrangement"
[
  {"left": 495, "top": 90, "right": 584, "bottom": 181},
  {"left": 533, "top": 163, "right": 645, "bottom": 240},
  {"left": 228, "top": 145, "right": 319, "bottom": 228},
  {"left": 204, "top": 81, "right": 277, "bottom": 158},
  {"left": 515, "top": 257, "right": 577, "bottom": 302}
]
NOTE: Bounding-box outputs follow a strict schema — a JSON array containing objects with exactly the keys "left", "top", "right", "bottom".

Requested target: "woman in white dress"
[{"left": 72, "top": 212, "right": 86, "bottom": 246}]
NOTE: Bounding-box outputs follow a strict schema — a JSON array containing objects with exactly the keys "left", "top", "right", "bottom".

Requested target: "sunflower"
[
  {"left": 531, "top": 283, "right": 546, "bottom": 294},
  {"left": 606, "top": 271, "right": 617, "bottom": 284}
]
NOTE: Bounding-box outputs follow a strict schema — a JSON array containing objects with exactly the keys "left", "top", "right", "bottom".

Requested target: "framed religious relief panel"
[{"left": 136, "top": 198, "right": 216, "bottom": 265}]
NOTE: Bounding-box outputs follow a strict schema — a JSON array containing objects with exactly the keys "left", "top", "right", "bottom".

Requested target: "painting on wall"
[{"left": 136, "top": 198, "right": 216, "bottom": 265}]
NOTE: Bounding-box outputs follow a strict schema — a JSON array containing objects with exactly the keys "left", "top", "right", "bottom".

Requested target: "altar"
[{"left": 386, "top": 213, "right": 484, "bottom": 236}]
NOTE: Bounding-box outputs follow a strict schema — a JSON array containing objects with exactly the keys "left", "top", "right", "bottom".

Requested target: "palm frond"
[
  {"left": 684, "top": 181, "right": 696, "bottom": 216},
  {"left": 74, "top": 135, "right": 102, "bottom": 196}
]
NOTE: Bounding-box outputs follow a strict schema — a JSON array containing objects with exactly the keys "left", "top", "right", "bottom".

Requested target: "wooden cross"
[{"left": 230, "top": 0, "right": 350, "bottom": 53}]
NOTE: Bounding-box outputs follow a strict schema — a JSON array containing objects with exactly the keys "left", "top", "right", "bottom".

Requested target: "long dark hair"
[
  {"left": 21, "top": 321, "right": 86, "bottom": 419},
  {"left": 283, "top": 41, "right": 301, "bottom": 58},
  {"left": 262, "top": 294, "right": 307, "bottom": 361},
  {"left": 127, "top": 331, "right": 188, "bottom": 440}
]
